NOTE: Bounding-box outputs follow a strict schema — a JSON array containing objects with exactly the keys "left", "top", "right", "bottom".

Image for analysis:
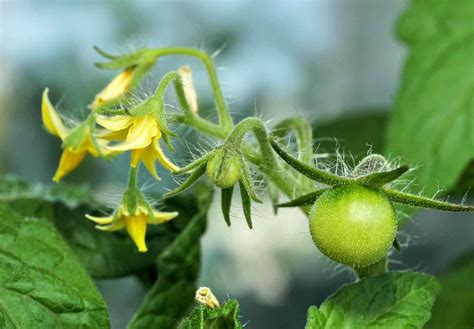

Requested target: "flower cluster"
[{"left": 41, "top": 54, "right": 183, "bottom": 252}]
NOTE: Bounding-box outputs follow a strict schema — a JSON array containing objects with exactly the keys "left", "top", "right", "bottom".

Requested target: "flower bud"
[
  {"left": 195, "top": 287, "right": 220, "bottom": 309},
  {"left": 206, "top": 148, "right": 241, "bottom": 189}
]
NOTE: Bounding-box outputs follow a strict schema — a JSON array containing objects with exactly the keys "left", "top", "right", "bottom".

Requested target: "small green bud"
[{"left": 206, "top": 148, "right": 241, "bottom": 189}]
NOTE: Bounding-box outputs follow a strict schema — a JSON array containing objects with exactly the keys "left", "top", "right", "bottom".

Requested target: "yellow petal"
[
  {"left": 130, "top": 148, "right": 145, "bottom": 168},
  {"left": 125, "top": 215, "right": 148, "bottom": 253},
  {"left": 118, "top": 205, "right": 130, "bottom": 217},
  {"left": 52, "top": 149, "right": 87, "bottom": 182},
  {"left": 42, "top": 88, "right": 67, "bottom": 140},
  {"left": 178, "top": 65, "right": 199, "bottom": 114},
  {"left": 108, "top": 116, "right": 158, "bottom": 151},
  {"left": 91, "top": 67, "right": 135, "bottom": 109},
  {"left": 95, "top": 128, "right": 129, "bottom": 141},
  {"left": 153, "top": 138, "right": 180, "bottom": 172},
  {"left": 95, "top": 218, "right": 126, "bottom": 232},
  {"left": 95, "top": 114, "right": 135, "bottom": 131},
  {"left": 94, "top": 138, "right": 123, "bottom": 157},
  {"left": 140, "top": 145, "right": 161, "bottom": 180},
  {"left": 85, "top": 214, "right": 114, "bottom": 225},
  {"left": 148, "top": 210, "right": 178, "bottom": 224}
]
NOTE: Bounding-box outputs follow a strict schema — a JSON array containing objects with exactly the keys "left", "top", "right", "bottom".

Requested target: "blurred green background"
[{"left": 1, "top": 1, "right": 472, "bottom": 328}]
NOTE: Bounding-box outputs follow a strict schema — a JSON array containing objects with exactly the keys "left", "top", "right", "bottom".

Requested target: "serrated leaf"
[
  {"left": 178, "top": 299, "right": 243, "bottom": 329},
  {"left": 386, "top": 0, "right": 474, "bottom": 196},
  {"left": 127, "top": 185, "right": 213, "bottom": 328},
  {"left": 306, "top": 272, "right": 440, "bottom": 329},
  {"left": 0, "top": 204, "right": 109, "bottom": 328}
]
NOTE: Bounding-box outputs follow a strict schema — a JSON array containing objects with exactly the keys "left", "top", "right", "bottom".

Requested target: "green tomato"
[
  {"left": 206, "top": 149, "right": 241, "bottom": 189},
  {"left": 309, "top": 184, "right": 397, "bottom": 267}
]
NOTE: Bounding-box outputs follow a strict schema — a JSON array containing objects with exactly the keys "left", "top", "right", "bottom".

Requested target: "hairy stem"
[
  {"left": 151, "top": 47, "right": 234, "bottom": 131},
  {"left": 128, "top": 166, "right": 139, "bottom": 190}
]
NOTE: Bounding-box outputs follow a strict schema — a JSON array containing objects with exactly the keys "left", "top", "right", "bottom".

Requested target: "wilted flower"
[{"left": 90, "top": 67, "right": 136, "bottom": 110}]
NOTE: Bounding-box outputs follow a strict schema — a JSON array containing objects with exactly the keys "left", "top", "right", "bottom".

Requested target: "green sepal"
[
  {"left": 94, "top": 48, "right": 158, "bottom": 70},
  {"left": 121, "top": 187, "right": 149, "bottom": 216},
  {"left": 268, "top": 181, "right": 280, "bottom": 215},
  {"left": 393, "top": 238, "right": 401, "bottom": 252},
  {"left": 352, "top": 154, "right": 388, "bottom": 176},
  {"left": 221, "top": 187, "right": 234, "bottom": 227},
  {"left": 93, "top": 45, "right": 117, "bottom": 59},
  {"left": 161, "top": 133, "right": 175, "bottom": 152},
  {"left": 382, "top": 188, "right": 474, "bottom": 212},
  {"left": 239, "top": 180, "right": 253, "bottom": 229},
  {"left": 62, "top": 124, "right": 87, "bottom": 151},
  {"left": 356, "top": 165, "right": 409, "bottom": 187},
  {"left": 276, "top": 188, "right": 329, "bottom": 208},
  {"left": 126, "top": 97, "right": 158, "bottom": 117},
  {"left": 175, "top": 151, "right": 216, "bottom": 175},
  {"left": 238, "top": 157, "right": 262, "bottom": 203},
  {"left": 270, "top": 139, "right": 353, "bottom": 186},
  {"left": 163, "top": 163, "right": 207, "bottom": 198}
]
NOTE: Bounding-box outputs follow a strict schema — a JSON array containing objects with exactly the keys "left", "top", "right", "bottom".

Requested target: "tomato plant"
[{"left": 0, "top": 1, "right": 473, "bottom": 328}]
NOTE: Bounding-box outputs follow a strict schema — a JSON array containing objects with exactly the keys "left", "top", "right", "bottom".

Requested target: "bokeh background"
[{"left": 1, "top": 1, "right": 472, "bottom": 328}]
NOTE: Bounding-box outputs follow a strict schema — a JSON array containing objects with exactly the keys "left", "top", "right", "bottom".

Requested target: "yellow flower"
[
  {"left": 90, "top": 67, "right": 135, "bottom": 110},
  {"left": 95, "top": 114, "right": 179, "bottom": 179},
  {"left": 86, "top": 197, "right": 178, "bottom": 253},
  {"left": 42, "top": 88, "right": 113, "bottom": 182}
]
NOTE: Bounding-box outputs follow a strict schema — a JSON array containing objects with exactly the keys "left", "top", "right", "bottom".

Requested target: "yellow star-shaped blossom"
[
  {"left": 95, "top": 114, "right": 179, "bottom": 179},
  {"left": 86, "top": 203, "right": 178, "bottom": 253}
]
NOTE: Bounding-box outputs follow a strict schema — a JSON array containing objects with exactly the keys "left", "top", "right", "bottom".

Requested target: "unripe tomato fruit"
[
  {"left": 309, "top": 185, "right": 397, "bottom": 267},
  {"left": 206, "top": 150, "right": 241, "bottom": 189}
]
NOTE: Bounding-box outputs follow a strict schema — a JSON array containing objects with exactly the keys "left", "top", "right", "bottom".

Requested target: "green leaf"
[
  {"left": 0, "top": 204, "right": 109, "bottom": 328},
  {"left": 426, "top": 250, "right": 474, "bottom": 329},
  {"left": 178, "top": 299, "right": 243, "bottom": 329},
  {"left": 306, "top": 272, "right": 440, "bottom": 329},
  {"left": 127, "top": 185, "right": 213, "bottom": 328},
  {"left": 386, "top": 0, "right": 474, "bottom": 196}
]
